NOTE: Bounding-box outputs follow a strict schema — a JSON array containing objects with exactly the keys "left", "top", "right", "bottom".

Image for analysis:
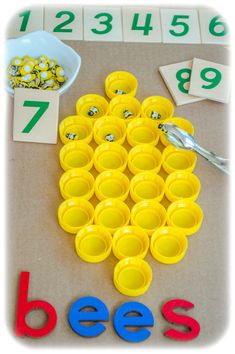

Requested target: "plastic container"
[
  {"left": 94, "top": 199, "right": 130, "bottom": 234},
  {"left": 112, "top": 226, "right": 149, "bottom": 260},
  {"left": 167, "top": 199, "right": 203, "bottom": 236},
  {"left": 59, "top": 115, "right": 93, "bottom": 145},
  {"left": 109, "top": 95, "right": 141, "bottom": 122},
  {"left": 150, "top": 227, "right": 188, "bottom": 264},
  {"left": 165, "top": 171, "right": 201, "bottom": 202},
  {"left": 141, "top": 96, "right": 174, "bottom": 121},
  {"left": 128, "top": 145, "right": 162, "bottom": 175},
  {"left": 58, "top": 198, "right": 94, "bottom": 234},
  {"left": 160, "top": 117, "right": 194, "bottom": 147},
  {"left": 95, "top": 170, "right": 129, "bottom": 201},
  {"left": 126, "top": 118, "right": 160, "bottom": 146},
  {"left": 60, "top": 142, "right": 94, "bottom": 171},
  {"left": 75, "top": 94, "right": 109, "bottom": 121},
  {"left": 113, "top": 257, "right": 152, "bottom": 296},
  {"left": 162, "top": 146, "right": 197, "bottom": 174},
  {"left": 59, "top": 168, "right": 95, "bottom": 200},
  {"left": 93, "top": 116, "right": 126, "bottom": 145},
  {"left": 105, "top": 71, "right": 138, "bottom": 99},
  {"left": 75, "top": 225, "right": 112, "bottom": 263},
  {"left": 94, "top": 143, "right": 128, "bottom": 173},
  {"left": 130, "top": 172, "right": 165, "bottom": 203},
  {"left": 131, "top": 200, "right": 167, "bottom": 236}
]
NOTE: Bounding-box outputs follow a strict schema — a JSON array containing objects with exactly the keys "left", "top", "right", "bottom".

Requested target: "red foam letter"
[
  {"left": 15, "top": 272, "right": 57, "bottom": 337},
  {"left": 161, "top": 299, "right": 200, "bottom": 341}
]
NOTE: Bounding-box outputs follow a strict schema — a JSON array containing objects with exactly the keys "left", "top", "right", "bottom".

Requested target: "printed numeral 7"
[{"left": 22, "top": 100, "right": 50, "bottom": 133}]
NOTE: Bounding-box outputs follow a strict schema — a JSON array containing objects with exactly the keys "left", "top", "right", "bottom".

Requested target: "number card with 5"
[
  {"left": 13, "top": 88, "right": 59, "bottom": 144},
  {"left": 199, "top": 9, "right": 229, "bottom": 45}
]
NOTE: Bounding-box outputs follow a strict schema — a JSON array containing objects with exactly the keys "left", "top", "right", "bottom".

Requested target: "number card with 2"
[
  {"left": 7, "top": 7, "right": 44, "bottom": 38},
  {"left": 13, "top": 88, "right": 59, "bottom": 144},
  {"left": 199, "top": 9, "right": 229, "bottom": 45}
]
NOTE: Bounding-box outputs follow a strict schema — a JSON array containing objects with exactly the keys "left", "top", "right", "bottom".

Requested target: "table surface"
[{"left": 7, "top": 40, "right": 229, "bottom": 347}]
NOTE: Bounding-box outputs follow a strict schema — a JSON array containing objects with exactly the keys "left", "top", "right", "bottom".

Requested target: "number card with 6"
[
  {"left": 7, "top": 7, "right": 44, "bottom": 38},
  {"left": 199, "top": 9, "right": 229, "bottom": 45}
]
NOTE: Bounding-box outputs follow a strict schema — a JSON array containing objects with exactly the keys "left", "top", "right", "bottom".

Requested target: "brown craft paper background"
[{"left": 7, "top": 40, "right": 229, "bottom": 347}]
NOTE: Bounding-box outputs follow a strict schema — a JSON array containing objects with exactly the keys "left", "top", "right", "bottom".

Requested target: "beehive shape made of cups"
[
  {"left": 160, "top": 117, "right": 195, "bottom": 147},
  {"left": 165, "top": 171, "right": 201, "bottom": 202},
  {"left": 130, "top": 172, "right": 165, "bottom": 203},
  {"left": 150, "top": 226, "right": 188, "bottom": 264},
  {"left": 75, "top": 94, "right": 109, "bottom": 121},
  {"left": 59, "top": 168, "right": 95, "bottom": 200},
  {"left": 95, "top": 170, "right": 130, "bottom": 201},
  {"left": 75, "top": 225, "right": 112, "bottom": 263},
  {"left": 58, "top": 198, "right": 94, "bottom": 234},
  {"left": 59, "top": 115, "right": 93, "bottom": 145},
  {"left": 113, "top": 257, "right": 152, "bottom": 296},
  {"left": 126, "top": 117, "right": 160, "bottom": 147},
  {"left": 59, "top": 141, "right": 93, "bottom": 171},
  {"left": 94, "top": 143, "right": 128, "bottom": 173},
  {"left": 105, "top": 71, "right": 138, "bottom": 99},
  {"left": 112, "top": 226, "right": 149, "bottom": 260},
  {"left": 141, "top": 96, "right": 174, "bottom": 122},
  {"left": 167, "top": 199, "right": 203, "bottom": 236},
  {"left": 131, "top": 200, "right": 167, "bottom": 236},
  {"left": 162, "top": 145, "right": 197, "bottom": 174},
  {"left": 93, "top": 116, "right": 126, "bottom": 145},
  {"left": 128, "top": 144, "right": 162, "bottom": 175},
  {"left": 94, "top": 198, "right": 130, "bottom": 234},
  {"left": 109, "top": 95, "right": 141, "bottom": 122}
]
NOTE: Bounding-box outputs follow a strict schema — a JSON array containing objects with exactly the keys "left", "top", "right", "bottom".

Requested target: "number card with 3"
[
  {"left": 199, "top": 9, "right": 230, "bottom": 45},
  {"left": 189, "top": 58, "right": 230, "bottom": 103},
  {"left": 160, "top": 9, "right": 201, "bottom": 43},
  {"left": 13, "top": 88, "right": 59, "bottom": 144}
]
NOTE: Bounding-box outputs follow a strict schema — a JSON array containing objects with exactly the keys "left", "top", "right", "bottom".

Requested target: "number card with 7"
[{"left": 13, "top": 88, "right": 59, "bottom": 144}]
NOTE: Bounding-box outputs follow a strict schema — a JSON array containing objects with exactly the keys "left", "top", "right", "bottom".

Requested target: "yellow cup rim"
[
  {"left": 160, "top": 117, "right": 194, "bottom": 147},
  {"left": 162, "top": 145, "right": 197, "bottom": 174},
  {"left": 59, "top": 168, "right": 95, "bottom": 200},
  {"left": 130, "top": 171, "right": 165, "bottom": 203},
  {"left": 126, "top": 117, "right": 160, "bottom": 147},
  {"left": 59, "top": 141, "right": 94, "bottom": 171},
  {"left": 95, "top": 170, "right": 130, "bottom": 201},
  {"left": 93, "top": 115, "right": 126, "bottom": 145},
  {"left": 76, "top": 94, "right": 109, "bottom": 119},
  {"left": 128, "top": 144, "right": 162, "bottom": 175},
  {"left": 109, "top": 95, "right": 141, "bottom": 120},
  {"left": 105, "top": 71, "right": 138, "bottom": 99},
  {"left": 94, "top": 143, "right": 128, "bottom": 173},
  {"left": 165, "top": 171, "right": 201, "bottom": 202},
  {"left": 141, "top": 95, "right": 174, "bottom": 120},
  {"left": 59, "top": 115, "right": 93, "bottom": 145}
]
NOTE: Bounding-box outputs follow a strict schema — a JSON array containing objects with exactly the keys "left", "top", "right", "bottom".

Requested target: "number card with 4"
[
  {"left": 189, "top": 58, "right": 230, "bottom": 103},
  {"left": 13, "top": 88, "right": 59, "bottom": 144},
  {"left": 7, "top": 7, "right": 44, "bottom": 38},
  {"left": 199, "top": 9, "right": 229, "bottom": 45}
]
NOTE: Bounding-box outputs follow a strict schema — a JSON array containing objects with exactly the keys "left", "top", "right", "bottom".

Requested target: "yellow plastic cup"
[
  {"left": 93, "top": 116, "right": 126, "bottom": 145},
  {"left": 94, "top": 199, "right": 130, "bottom": 234},
  {"left": 76, "top": 94, "right": 109, "bottom": 121},
  {"left": 126, "top": 118, "right": 160, "bottom": 147},
  {"left": 131, "top": 200, "right": 167, "bottom": 236},
  {"left": 105, "top": 71, "right": 138, "bottom": 99},
  {"left": 58, "top": 198, "right": 94, "bottom": 234},
  {"left": 130, "top": 172, "right": 165, "bottom": 203},
  {"left": 109, "top": 95, "right": 141, "bottom": 122},
  {"left": 113, "top": 257, "right": 152, "bottom": 296},
  {"left": 112, "top": 226, "right": 149, "bottom": 260},
  {"left": 59, "top": 142, "right": 94, "bottom": 171},
  {"left": 141, "top": 96, "right": 174, "bottom": 121},
  {"left": 59, "top": 115, "right": 93, "bottom": 145},
  {"left": 75, "top": 225, "right": 112, "bottom": 263},
  {"left": 59, "top": 169, "right": 95, "bottom": 200},
  {"left": 128, "top": 145, "right": 162, "bottom": 175},
  {"left": 94, "top": 143, "right": 128, "bottom": 173},
  {"left": 150, "top": 227, "right": 188, "bottom": 264},
  {"left": 95, "top": 170, "right": 129, "bottom": 201},
  {"left": 160, "top": 117, "right": 194, "bottom": 147},
  {"left": 167, "top": 200, "right": 203, "bottom": 236},
  {"left": 165, "top": 171, "right": 201, "bottom": 202},
  {"left": 162, "top": 146, "right": 197, "bottom": 174}
]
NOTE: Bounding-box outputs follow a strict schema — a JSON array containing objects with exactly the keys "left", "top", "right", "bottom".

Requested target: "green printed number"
[
  {"left": 209, "top": 15, "right": 228, "bottom": 37},
  {"left": 176, "top": 68, "right": 191, "bottom": 94},
  {"left": 22, "top": 101, "right": 50, "bottom": 133},
  {"left": 131, "top": 13, "right": 153, "bottom": 36},
  {"left": 169, "top": 15, "right": 190, "bottom": 36},
  {"left": 53, "top": 11, "right": 75, "bottom": 32},
  {"left": 91, "top": 13, "right": 113, "bottom": 35},
  {"left": 200, "top": 67, "right": 222, "bottom": 89},
  {"left": 19, "top": 10, "right": 31, "bottom": 32}
]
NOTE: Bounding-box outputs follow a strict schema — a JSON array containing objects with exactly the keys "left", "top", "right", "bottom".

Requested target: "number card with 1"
[
  {"left": 159, "top": 60, "right": 205, "bottom": 106},
  {"left": 44, "top": 6, "right": 83, "bottom": 40},
  {"left": 189, "top": 58, "right": 230, "bottom": 103},
  {"left": 84, "top": 7, "right": 122, "bottom": 41},
  {"left": 160, "top": 9, "right": 201, "bottom": 43},
  {"left": 13, "top": 88, "right": 59, "bottom": 144},
  {"left": 199, "top": 9, "right": 229, "bottom": 45},
  {"left": 122, "top": 7, "right": 162, "bottom": 42},
  {"left": 7, "top": 7, "right": 44, "bottom": 38}
]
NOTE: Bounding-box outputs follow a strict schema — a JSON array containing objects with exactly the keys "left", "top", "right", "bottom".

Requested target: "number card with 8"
[
  {"left": 199, "top": 9, "right": 230, "bottom": 45},
  {"left": 7, "top": 7, "right": 44, "bottom": 38}
]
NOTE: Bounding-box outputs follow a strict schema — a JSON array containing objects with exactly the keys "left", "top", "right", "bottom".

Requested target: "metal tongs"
[{"left": 159, "top": 123, "right": 230, "bottom": 175}]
